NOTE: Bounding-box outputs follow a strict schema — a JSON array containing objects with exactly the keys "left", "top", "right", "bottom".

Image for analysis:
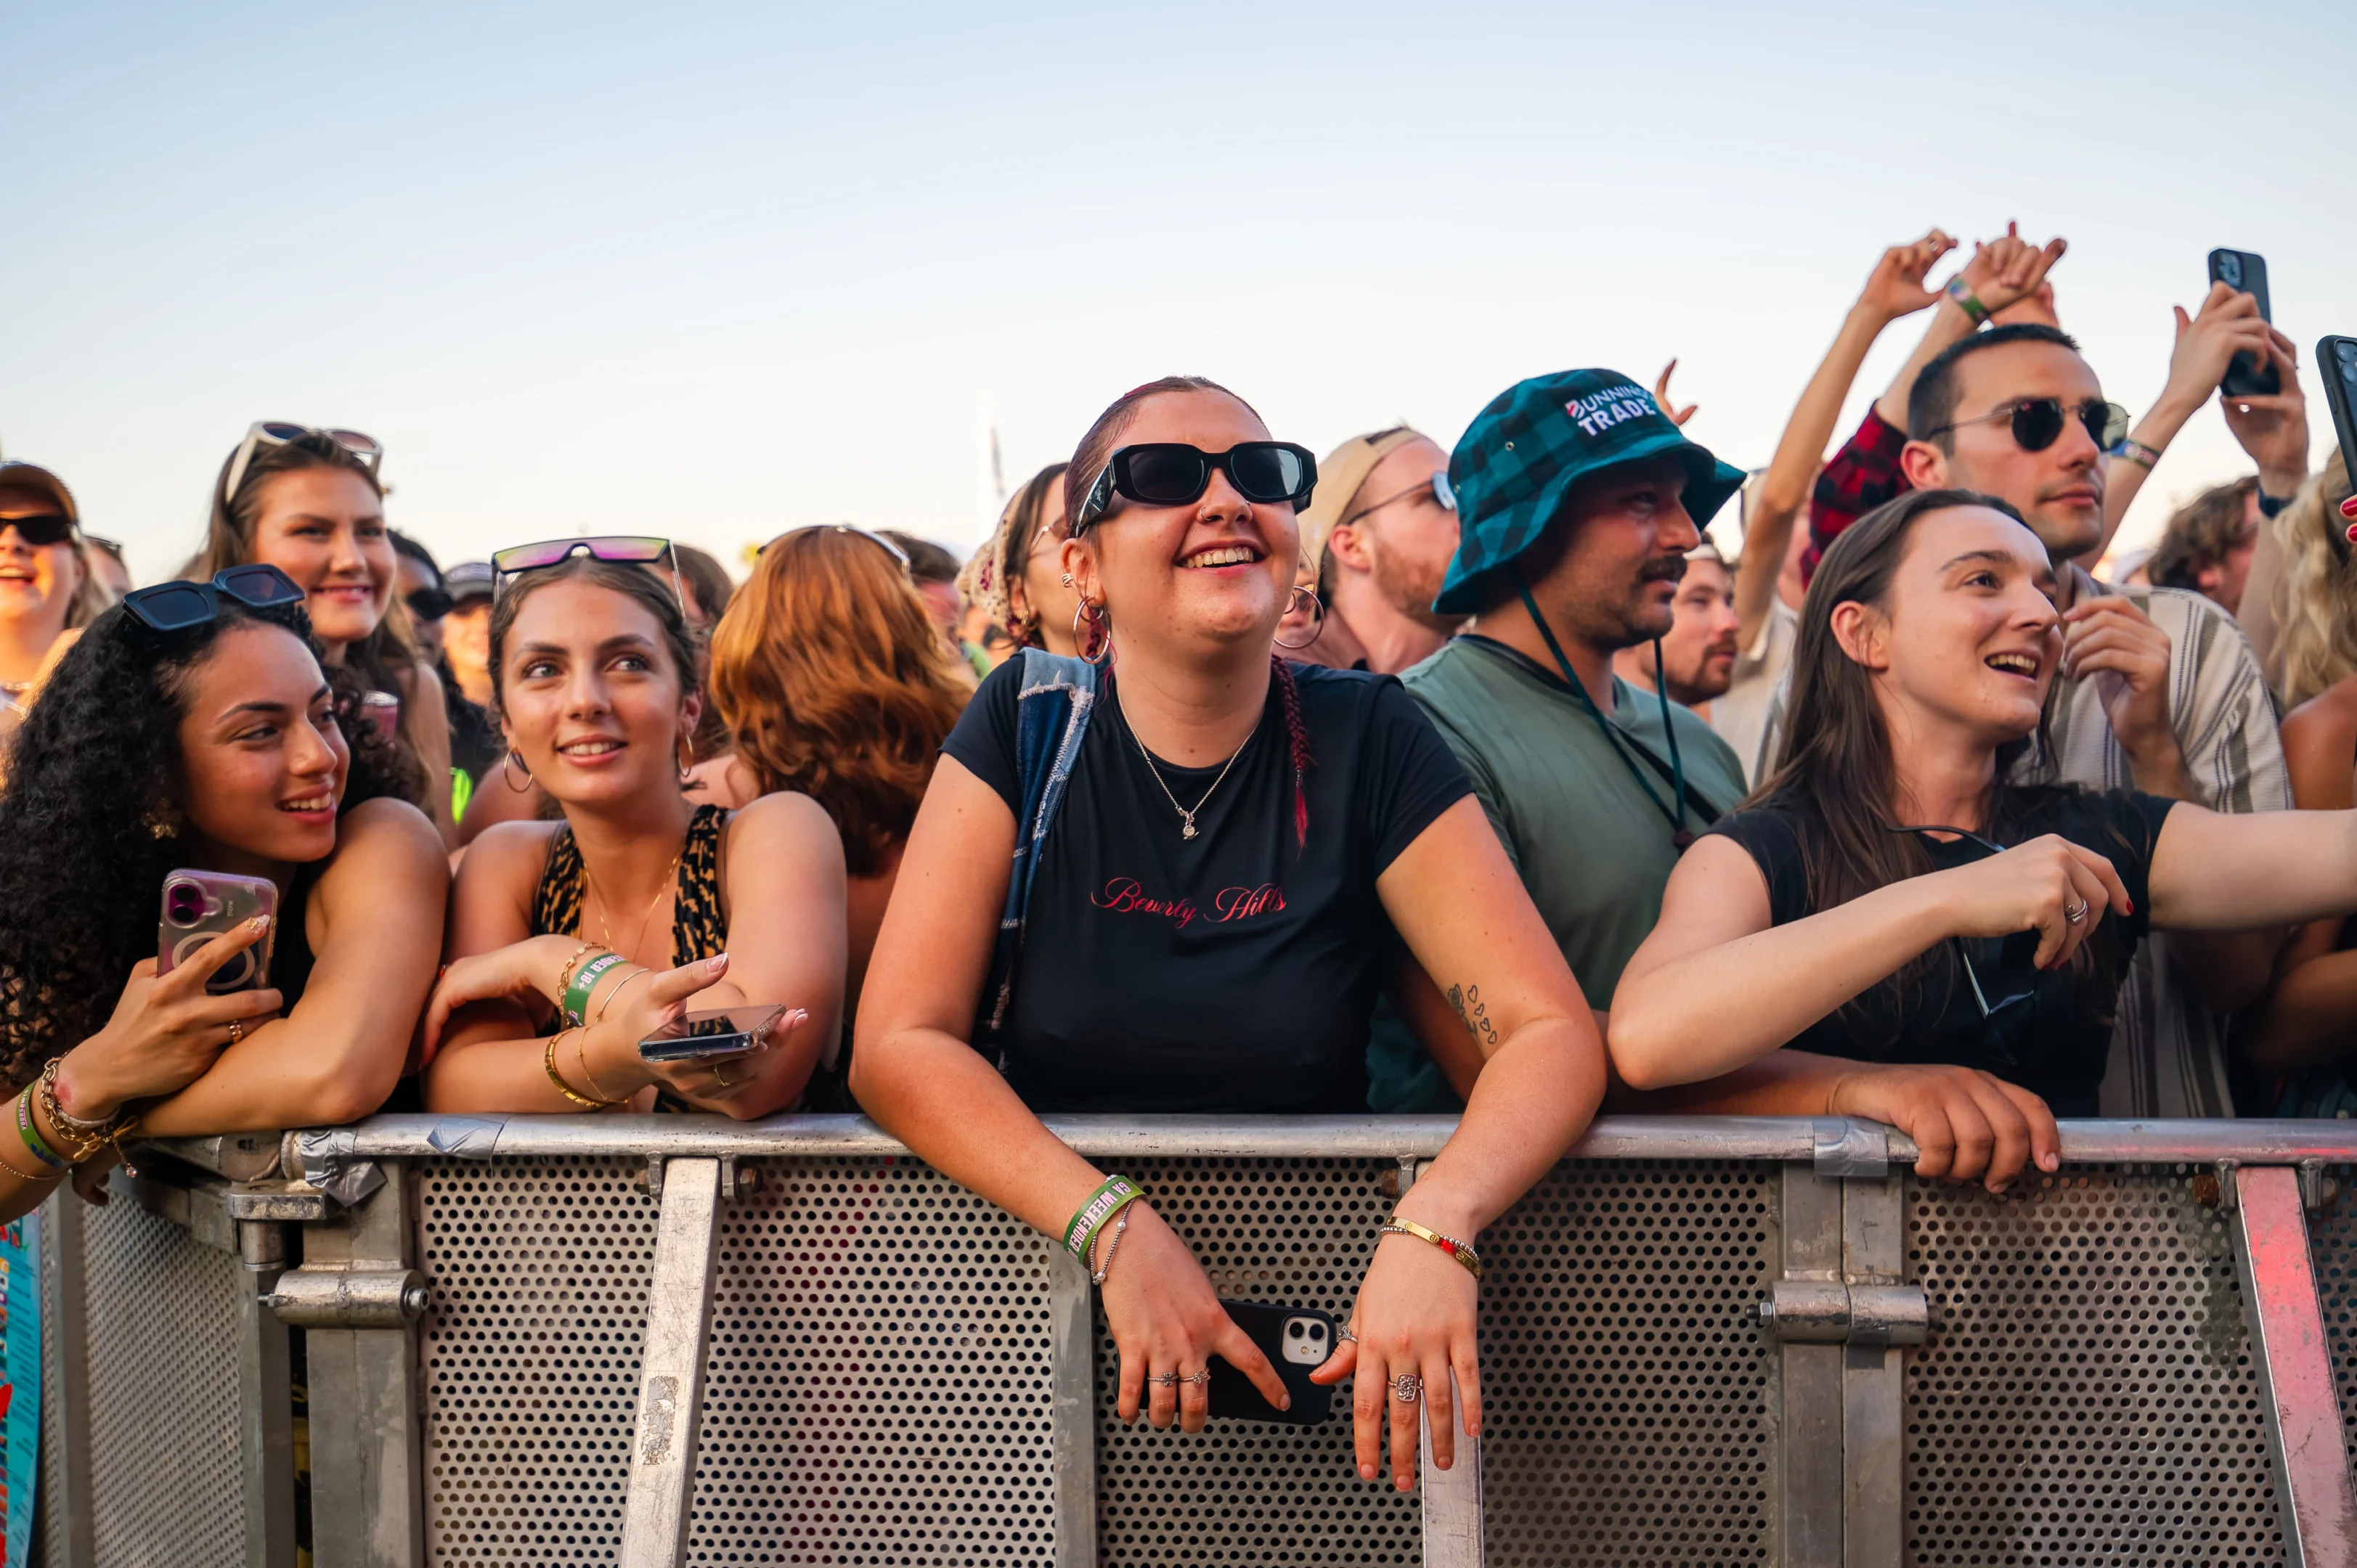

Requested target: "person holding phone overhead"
[
  {"left": 853, "top": 377, "right": 1603, "bottom": 1493},
  {"left": 189, "top": 423, "right": 458, "bottom": 843},
  {"left": 0, "top": 567, "right": 445, "bottom": 1222},
  {"left": 420, "top": 540, "right": 846, "bottom": 1117}
]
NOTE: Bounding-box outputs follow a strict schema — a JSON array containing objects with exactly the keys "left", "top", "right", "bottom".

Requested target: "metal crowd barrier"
[{"left": 30, "top": 1114, "right": 2357, "bottom": 1567}]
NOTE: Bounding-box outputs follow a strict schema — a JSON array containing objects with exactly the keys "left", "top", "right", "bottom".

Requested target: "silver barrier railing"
[{"left": 35, "top": 1115, "right": 2357, "bottom": 1567}]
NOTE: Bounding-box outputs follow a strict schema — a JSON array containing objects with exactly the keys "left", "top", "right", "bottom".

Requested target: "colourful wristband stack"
[
  {"left": 563, "top": 952, "right": 625, "bottom": 1027},
  {"left": 2109, "top": 437, "right": 2162, "bottom": 471},
  {"left": 1064, "top": 1175, "right": 1144, "bottom": 1263},
  {"left": 1945, "top": 276, "right": 1991, "bottom": 327},
  {"left": 15, "top": 1087, "right": 66, "bottom": 1172}
]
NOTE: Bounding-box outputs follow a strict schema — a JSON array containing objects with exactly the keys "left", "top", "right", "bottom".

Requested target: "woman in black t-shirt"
[
  {"left": 1613, "top": 490, "right": 2357, "bottom": 1172},
  {"left": 855, "top": 377, "right": 1603, "bottom": 1493}
]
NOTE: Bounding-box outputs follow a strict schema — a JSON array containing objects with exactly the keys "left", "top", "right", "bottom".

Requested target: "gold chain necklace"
[
  {"left": 1118, "top": 689, "right": 1253, "bottom": 841},
  {"left": 581, "top": 837, "right": 685, "bottom": 962}
]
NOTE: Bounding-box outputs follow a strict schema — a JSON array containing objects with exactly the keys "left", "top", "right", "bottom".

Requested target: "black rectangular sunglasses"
[
  {"left": 123, "top": 564, "right": 309, "bottom": 633},
  {"left": 1075, "top": 442, "right": 1317, "bottom": 531},
  {"left": 0, "top": 514, "right": 78, "bottom": 548},
  {"left": 1888, "top": 823, "right": 2044, "bottom": 1029}
]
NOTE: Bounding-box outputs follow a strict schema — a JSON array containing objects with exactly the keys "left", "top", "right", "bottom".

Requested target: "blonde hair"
[
  {"left": 2266, "top": 450, "right": 2357, "bottom": 710},
  {"left": 63, "top": 541, "right": 115, "bottom": 629}
]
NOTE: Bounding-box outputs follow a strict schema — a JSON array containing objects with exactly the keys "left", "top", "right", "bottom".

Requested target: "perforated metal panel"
[
  {"left": 1094, "top": 1157, "right": 1420, "bottom": 1564},
  {"left": 1905, "top": 1167, "right": 2285, "bottom": 1564},
  {"left": 691, "top": 1156, "right": 1058, "bottom": 1564},
  {"left": 78, "top": 1186, "right": 251, "bottom": 1566},
  {"left": 1482, "top": 1159, "right": 1775, "bottom": 1566},
  {"left": 420, "top": 1156, "right": 655, "bottom": 1564}
]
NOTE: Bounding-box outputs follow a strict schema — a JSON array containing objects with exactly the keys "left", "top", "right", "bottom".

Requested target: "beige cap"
[
  {"left": 0, "top": 460, "right": 78, "bottom": 523},
  {"left": 1297, "top": 428, "right": 1428, "bottom": 574}
]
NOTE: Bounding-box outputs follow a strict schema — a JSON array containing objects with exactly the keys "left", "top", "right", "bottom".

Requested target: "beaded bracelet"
[
  {"left": 562, "top": 952, "right": 626, "bottom": 1028},
  {"left": 1064, "top": 1175, "right": 1144, "bottom": 1262},
  {"left": 544, "top": 1029, "right": 621, "bottom": 1110},
  {"left": 1379, "top": 1216, "right": 1486, "bottom": 1281}
]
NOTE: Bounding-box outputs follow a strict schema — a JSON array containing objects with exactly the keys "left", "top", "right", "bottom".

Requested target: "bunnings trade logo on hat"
[{"left": 1565, "top": 382, "right": 1660, "bottom": 436}]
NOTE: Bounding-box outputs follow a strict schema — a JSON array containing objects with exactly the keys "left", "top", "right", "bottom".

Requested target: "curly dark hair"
[{"left": 0, "top": 598, "right": 423, "bottom": 1086}]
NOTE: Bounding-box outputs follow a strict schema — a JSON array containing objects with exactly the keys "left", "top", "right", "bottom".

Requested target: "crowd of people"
[{"left": 3, "top": 221, "right": 2357, "bottom": 1481}]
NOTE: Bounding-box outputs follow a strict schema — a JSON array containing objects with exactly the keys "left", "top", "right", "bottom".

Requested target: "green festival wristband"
[
  {"left": 16, "top": 1088, "right": 66, "bottom": 1172},
  {"left": 563, "top": 952, "right": 626, "bottom": 1028},
  {"left": 1064, "top": 1175, "right": 1144, "bottom": 1259},
  {"left": 1945, "top": 275, "right": 1991, "bottom": 327}
]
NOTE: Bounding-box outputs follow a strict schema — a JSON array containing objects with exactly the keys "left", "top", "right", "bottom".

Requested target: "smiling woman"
[
  {"left": 0, "top": 581, "right": 446, "bottom": 1222},
  {"left": 189, "top": 425, "right": 456, "bottom": 842},
  {"left": 1608, "top": 489, "right": 2357, "bottom": 1186},
  {"left": 420, "top": 550, "right": 848, "bottom": 1120},
  {"left": 851, "top": 376, "right": 1608, "bottom": 1493},
  {"left": 0, "top": 460, "right": 116, "bottom": 743}
]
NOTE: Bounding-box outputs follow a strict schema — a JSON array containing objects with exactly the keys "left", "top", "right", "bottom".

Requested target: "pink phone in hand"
[{"left": 158, "top": 870, "right": 278, "bottom": 996}]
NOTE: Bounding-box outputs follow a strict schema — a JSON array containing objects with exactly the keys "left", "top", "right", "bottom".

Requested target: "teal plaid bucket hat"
[{"left": 1435, "top": 368, "right": 1746, "bottom": 616}]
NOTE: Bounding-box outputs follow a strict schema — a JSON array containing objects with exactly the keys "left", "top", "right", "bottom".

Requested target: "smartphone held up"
[
  {"left": 2208, "top": 248, "right": 2280, "bottom": 398},
  {"left": 157, "top": 870, "right": 277, "bottom": 995},
  {"left": 2317, "top": 336, "right": 2357, "bottom": 539}
]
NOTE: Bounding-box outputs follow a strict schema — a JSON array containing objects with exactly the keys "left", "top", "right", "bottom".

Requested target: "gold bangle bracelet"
[
  {"left": 1379, "top": 1216, "right": 1486, "bottom": 1281},
  {"left": 543, "top": 1029, "right": 620, "bottom": 1110}
]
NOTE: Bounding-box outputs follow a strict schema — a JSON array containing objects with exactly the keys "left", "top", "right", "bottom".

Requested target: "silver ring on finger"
[
  {"left": 227, "top": 1017, "right": 245, "bottom": 1044},
  {"left": 1178, "top": 1368, "right": 1210, "bottom": 1387},
  {"left": 1336, "top": 1328, "right": 1357, "bottom": 1344},
  {"left": 2064, "top": 898, "right": 2088, "bottom": 926},
  {"left": 1391, "top": 1373, "right": 1422, "bottom": 1404},
  {"left": 1147, "top": 1371, "right": 1182, "bottom": 1388}
]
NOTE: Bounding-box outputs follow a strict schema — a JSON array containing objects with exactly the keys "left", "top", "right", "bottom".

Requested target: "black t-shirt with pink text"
[{"left": 943, "top": 658, "right": 1470, "bottom": 1114}]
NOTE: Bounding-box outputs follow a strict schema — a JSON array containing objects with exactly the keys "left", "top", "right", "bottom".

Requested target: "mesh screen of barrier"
[
  {"left": 76, "top": 1192, "right": 251, "bottom": 1566},
  {"left": 1482, "top": 1159, "right": 1776, "bottom": 1567},
  {"left": 1906, "top": 1167, "right": 2285, "bottom": 1564}
]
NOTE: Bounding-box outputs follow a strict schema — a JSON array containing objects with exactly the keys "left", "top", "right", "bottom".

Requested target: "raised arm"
[
  {"left": 1608, "top": 830, "right": 2128, "bottom": 1090},
  {"left": 138, "top": 798, "right": 447, "bottom": 1135}
]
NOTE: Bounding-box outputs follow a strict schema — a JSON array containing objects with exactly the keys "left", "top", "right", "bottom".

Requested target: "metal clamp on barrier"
[
  {"left": 1757, "top": 1278, "right": 1929, "bottom": 1346},
  {"left": 264, "top": 1267, "right": 431, "bottom": 1328}
]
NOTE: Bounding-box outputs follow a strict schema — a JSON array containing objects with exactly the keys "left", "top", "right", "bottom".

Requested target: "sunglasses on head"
[
  {"left": 1927, "top": 399, "right": 2130, "bottom": 454},
  {"left": 223, "top": 422, "right": 383, "bottom": 505},
  {"left": 1342, "top": 470, "right": 1457, "bottom": 529},
  {"left": 122, "top": 564, "right": 308, "bottom": 634},
  {"left": 759, "top": 524, "right": 912, "bottom": 571},
  {"left": 0, "top": 514, "right": 78, "bottom": 549},
  {"left": 1074, "top": 442, "right": 1318, "bottom": 533},
  {"left": 491, "top": 536, "right": 688, "bottom": 619}
]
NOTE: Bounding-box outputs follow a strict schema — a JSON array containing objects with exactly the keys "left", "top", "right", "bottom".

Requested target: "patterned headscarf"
[{"left": 956, "top": 463, "right": 1068, "bottom": 648}]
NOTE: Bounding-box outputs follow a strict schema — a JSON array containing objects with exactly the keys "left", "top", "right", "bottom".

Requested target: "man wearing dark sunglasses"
[
  {"left": 1290, "top": 428, "right": 1465, "bottom": 675},
  {"left": 1881, "top": 322, "right": 2292, "bottom": 1122}
]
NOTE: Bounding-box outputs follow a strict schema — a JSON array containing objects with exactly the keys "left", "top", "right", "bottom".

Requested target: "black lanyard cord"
[{"left": 1507, "top": 565, "right": 1691, "bottom": 837}]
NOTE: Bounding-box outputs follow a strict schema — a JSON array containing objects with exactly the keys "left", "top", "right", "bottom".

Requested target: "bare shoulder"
[
  {"left": 2280, "top": 678, "right": 2357, "bottom": 806},
  {"left": 725, "top": 791, "right": 847, "bottom": 869},
  {"left": 327, "top": 796, "right": 445, "bottom": 867},
  {"left": 458, "top": 820, "right": 564, "bottom": 895}
]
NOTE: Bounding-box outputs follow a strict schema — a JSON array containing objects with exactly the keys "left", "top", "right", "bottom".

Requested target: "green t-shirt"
[{"left": 1365, "top": 634, "right": 1749, "bottom": 1111}]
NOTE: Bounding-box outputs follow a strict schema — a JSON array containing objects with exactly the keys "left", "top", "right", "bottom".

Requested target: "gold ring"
[
  {"left": 227, "top": 1018, "right": 245, "bottom": 1044},
  {"left": 714, "top": 1061, "right": 738, "bottom": 1087}
]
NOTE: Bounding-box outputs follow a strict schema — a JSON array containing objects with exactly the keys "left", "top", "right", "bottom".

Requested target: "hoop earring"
[
  {"left": 1074, "top": 600, "right": 1114, "bottom": 667},
  {"left": 504, "top": 750, "right": 535, "bottom": 792},
  {"left": 677, "top": 735, "right": 696, "bottom": 788},
  {"left": 1274, "top": 586, "right": 1326, "bottom": 650}
]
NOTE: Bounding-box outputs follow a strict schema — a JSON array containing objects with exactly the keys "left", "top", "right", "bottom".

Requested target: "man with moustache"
[
  {"left": 1612, "top": 539, "right": 1741, "bottom": 718},
  {"left": 1368, "top": 371, "right": 1749, "bottom": 1112},
  {"left": 1287, "top": 427, "right": 1465, "bottom": 674}
]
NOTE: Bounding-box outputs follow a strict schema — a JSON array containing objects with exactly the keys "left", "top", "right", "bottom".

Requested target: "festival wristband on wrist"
[
  {"left": 2109, "top": 437, "right": 2162, "bottom": 471},
  {"left": 1945, "top": 276, "right": 1991, "bottom": 327},
  {"left": 2259, "top": 489, "right": 2290, "bottom": 518},
  {"left": 563, "top": 952, "right": 625, "bottom": 1028},
  {"left": 1380, "top": 1216, "right": 1486, "bottom": 1281},
  {"left": 15, "top": 1087, "right": 67, "bottom": 1173},
  {"left": 1064, "top": 1175, "right": 1144, "bottom": 1261}
]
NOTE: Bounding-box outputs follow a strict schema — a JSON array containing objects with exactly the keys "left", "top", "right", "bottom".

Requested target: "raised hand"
[
  {"left": 1933, "top": 833, "right": 2132, "bottom": 973},
  {"left": 1856, "top": 228, "right": 1957, "bottom": 322},
  {"left": 1653, "top": 361, "right": 1698, "bottom": 426},
  {"left": 1099, "top": 1203, "right": 1290, "bottom": 1433},
  {"left": 56, "top": 918, "right": 284, "bottom": 1119},
  {"left": 2219, "top": 326, "right": 2310, "bottom": 494},
  {"left": 1958, "top": 220, "right": 2067, "bottom": 317},
  {"left": 2160, "top": 282, "right": 2279, "bottom": 416},
  {"left": 2061, "top": 596, "right": 2181, "bottom": 783}
]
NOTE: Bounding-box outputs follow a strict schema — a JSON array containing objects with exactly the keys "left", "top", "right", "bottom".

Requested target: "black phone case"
[
  {"left": 1205, "top": 1300, "right": 1336, "bottom": 1426},
  {"left": 2209, "top": 249, "right": 2280, "bottom": 397},
  {"left": 2318, "top": 336, "right": 2357, "bottom": 504}
]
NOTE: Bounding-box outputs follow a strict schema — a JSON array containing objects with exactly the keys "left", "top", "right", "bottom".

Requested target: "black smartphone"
[
  {"left": 2208, "top": 248, "right": 2281, "bottom": 397},
  {"left": 1205, "top": 1301, "right": 1337, "bottom": 1426},
  {"left": 2320, "top": 336, "right": 2357, "bottom": 502},
  {"left": 638, "top": 1004, "right": 794, "bottom": 1063}
]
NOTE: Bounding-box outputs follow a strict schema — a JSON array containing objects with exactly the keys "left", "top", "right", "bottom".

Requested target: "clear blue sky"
[{"left": 7, "top": 1, "right": 2353, "bottom": 581}]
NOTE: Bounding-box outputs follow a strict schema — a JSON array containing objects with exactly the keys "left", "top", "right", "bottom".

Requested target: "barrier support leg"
[
  {"left": 2230, "top": 1164, "right": 2357, "bottom": 1568},
  {"left": 1776, "top": 1167, "right": 1844, "bottom": 1565},
  {"left": 618, "top": 1155, "right": 722, "bottom": 1568},
  {"left": 1047, "top": 1246, "right": 1098, "bottom": 1568},
  {"left": 1409, "top": 1156, "right": 1484, "bottom": 1567},
  {"left": 41, "top": 1189, "right": 96, "bottom": 1568},
  {"left": 299, "top": 1162, "right": 426, "bottom": 1568},
  {"left": 1840, "top": 1173, "right": 1905, "bottom": 1568}
]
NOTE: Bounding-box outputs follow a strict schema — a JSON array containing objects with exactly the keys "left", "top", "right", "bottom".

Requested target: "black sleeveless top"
[
  {"left": 530, "top": 804, "right": 730, "bottom": 1111},
  {"left": 267, "top": 862, "right": 327, "bottom": 1010}
]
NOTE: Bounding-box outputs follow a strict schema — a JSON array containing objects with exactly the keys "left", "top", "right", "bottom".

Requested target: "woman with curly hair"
[
  {"left": 190, "top": 424, "right": 456, "bottom": 841},
  {"left": 420, "top": 544, "right": 847, "bottom": 1117},
  {"left": 0, "top": 572, "right": 446, "bottom": 1220},
  {"left": 693, "top": 526, "right": 970, "bottom": 1018}
]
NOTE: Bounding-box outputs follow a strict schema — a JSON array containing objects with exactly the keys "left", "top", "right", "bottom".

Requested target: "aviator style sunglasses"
[
  {"left": 123, "top": 564, "right": 309, "bottom": 633},
  {"left": 491, "top": 536, "right": 691, "bottom": 622},
  {"left": 1342, "top": 470, "right": 1457, "bottom": 529},
  {"left": 1074, "top": 442, "right": 1319, "bottom": 533},
  {"left": 1926, "top": 398, "right": 2130, "bottom": 455}
]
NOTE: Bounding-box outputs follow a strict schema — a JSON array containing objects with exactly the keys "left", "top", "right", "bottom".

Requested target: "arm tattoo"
[{"left": 1445, "top": 983, "right": 1503, "bottom": 1053}]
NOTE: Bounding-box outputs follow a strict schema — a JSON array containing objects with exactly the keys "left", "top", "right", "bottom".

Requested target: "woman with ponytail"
[{"left": 854, "top": 377, "right": 1602, "bottom": 1493}]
